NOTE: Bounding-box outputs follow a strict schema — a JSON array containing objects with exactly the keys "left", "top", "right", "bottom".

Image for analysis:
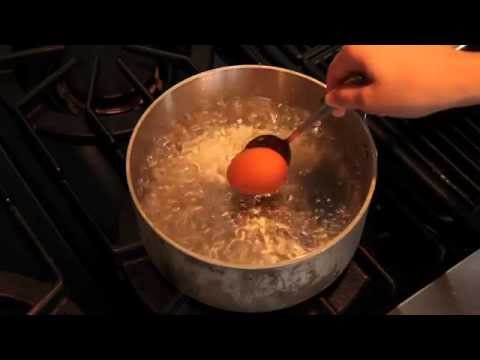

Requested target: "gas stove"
[{"left": 0, "top": 45, "right": 478, "bottom": 315}]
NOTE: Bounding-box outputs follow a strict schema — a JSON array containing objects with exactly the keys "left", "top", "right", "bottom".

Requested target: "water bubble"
[
  {"left": 146, "top": 155, "right": 157, "bottom": 168},
  {"left": 139, "top": 96, "right": 353, "bottom": 266},
  {"left": 312, "top": 124, "right": 323, "bottom": 136}
]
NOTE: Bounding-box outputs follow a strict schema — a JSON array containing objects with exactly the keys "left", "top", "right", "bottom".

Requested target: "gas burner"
[
  {"left": 9, "top": 45, "right": 172, "bottom": 139},
  {"left": 56, "top": 70, "right": 161, "bottom": 116},
  {"left": 54, "top": 46, "right": 163, "bottom": 115},
  {"left": 14, "top": 45, "right": 163, "bottom": 116},
  {"left": 7, "top": 45, "right": 212, "bottom": 140}
]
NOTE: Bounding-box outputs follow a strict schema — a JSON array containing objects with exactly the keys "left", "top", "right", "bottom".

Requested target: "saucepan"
[{"left": 126, "top": 65, "right": 377, "bottom": 312}]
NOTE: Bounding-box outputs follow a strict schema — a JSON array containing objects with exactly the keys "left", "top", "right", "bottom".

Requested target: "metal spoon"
[
  {"left": 244, "top": 74, "right": 367, "bottom": 164},
  {"left": 245, "top": 102, "right": 331, "bottom": 164}
]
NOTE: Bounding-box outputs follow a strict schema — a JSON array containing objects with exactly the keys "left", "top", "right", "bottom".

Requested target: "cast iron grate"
[
  {"left": 0, "top": 46, "right": 196, "bottom": 270},
  {"left": 2, "top": 45, "right": 477, "bottom": 314},
  {"left": 0, "top": 167, "right": 81, "bottom": 314},
  {"left": 0, "top": 45, "right": 399, "bottom": 314}
]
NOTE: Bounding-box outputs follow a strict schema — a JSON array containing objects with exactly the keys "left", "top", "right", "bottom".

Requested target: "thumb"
[{"left": 325, "top": 85, "right": 371, "bottom": 112}]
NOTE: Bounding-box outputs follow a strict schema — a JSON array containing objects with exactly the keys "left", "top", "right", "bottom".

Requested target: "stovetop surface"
[{"left": 0, "top": 45, "right": 479, "bottom": 315}]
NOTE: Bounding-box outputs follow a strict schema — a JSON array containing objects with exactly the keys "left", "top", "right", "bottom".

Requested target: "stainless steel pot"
[{"left": 126, "top": 65, "right": 377, "bottom": 312}]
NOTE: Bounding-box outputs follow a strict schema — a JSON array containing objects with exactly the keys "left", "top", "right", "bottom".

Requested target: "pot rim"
[{"left": 126, "top": 64, "right": 378, "bottom": 271}]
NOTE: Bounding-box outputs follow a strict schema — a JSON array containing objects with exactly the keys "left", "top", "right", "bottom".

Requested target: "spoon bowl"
[
  {"left": 244, "top": 102, "right": 331, "bottom": 165},
  {"left": 245, "top": 134, "right": 292, "bottom": 164}
]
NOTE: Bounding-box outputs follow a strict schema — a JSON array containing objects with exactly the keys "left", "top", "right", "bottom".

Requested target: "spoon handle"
[
  {"left": 285, "top": 74, "right": 368, "bottom": 143},
  {"left": 286, "top": 102, "right": 331, "bottom": 143}
]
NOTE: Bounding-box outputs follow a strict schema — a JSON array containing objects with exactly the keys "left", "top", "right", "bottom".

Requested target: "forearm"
[{"left": 452, "top": 51, "right": 480, "bottom": 108}]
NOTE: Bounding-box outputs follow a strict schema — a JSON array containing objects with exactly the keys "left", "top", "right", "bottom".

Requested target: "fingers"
[
  {"left": 326, "top": 46, "right": 371, "bottom": 118},
  {"left": 325, "top": 85, "right": 373, "bottom": 114},
  {"left": 326, "top": 46, "right": 367, "bottom": 91}
]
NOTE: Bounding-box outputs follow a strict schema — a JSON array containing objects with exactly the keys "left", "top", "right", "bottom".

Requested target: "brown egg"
[{"left": 227, "top": 147, "right": 288, "bottom": 195}]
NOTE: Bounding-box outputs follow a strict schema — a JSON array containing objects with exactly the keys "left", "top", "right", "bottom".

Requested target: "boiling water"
[{"left": 137, "top": 96, "right": 356, "bottom": 266}]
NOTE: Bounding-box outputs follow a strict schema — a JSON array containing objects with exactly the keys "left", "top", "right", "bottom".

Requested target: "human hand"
[{"left": 325, "top": 45, "right": 480, "bottom": 118}]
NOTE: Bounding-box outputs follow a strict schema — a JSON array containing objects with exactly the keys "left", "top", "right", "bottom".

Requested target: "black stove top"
[{"left": 0, "top": 45, "right": 478, "bottom": 315}]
